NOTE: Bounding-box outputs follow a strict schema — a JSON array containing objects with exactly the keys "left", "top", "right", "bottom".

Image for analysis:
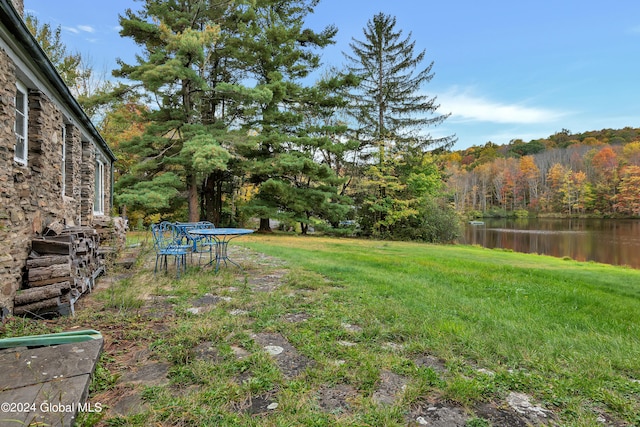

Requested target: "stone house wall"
[
  {"left": 0, "top": 44, "right": 113, "bottom": 313},
  {"left": 0, "top": 48, "right": 19, "bottom": 312},
  {"left": 63, "top": 124, "right": 82, "bottom": 225}
]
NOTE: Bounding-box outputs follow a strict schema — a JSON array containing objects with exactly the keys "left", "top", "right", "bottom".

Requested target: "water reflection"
[{"left": 461, "top": 219, "right": 640, "bottom": 269}]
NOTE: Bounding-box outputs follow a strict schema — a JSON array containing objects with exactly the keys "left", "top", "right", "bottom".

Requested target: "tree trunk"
[
  {"left": 258, "top": 218, "right": 272, "bottom": 232},
  {"left": 203, "top": 172, "right": 223, "bottom": 226},
  {"left": 203, "top": 175, "right": 215, "bottom": 223},
  {"left": 187, "top": 173, "right": 199, "bottom": 222}
]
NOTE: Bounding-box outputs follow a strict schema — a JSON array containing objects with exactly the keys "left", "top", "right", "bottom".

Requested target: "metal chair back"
[
  {"left": 151, "top": 222, "right": 188, "bottom": 278},
  {"left": 174, "top": 221, "right": 216, "bottom": 264}
]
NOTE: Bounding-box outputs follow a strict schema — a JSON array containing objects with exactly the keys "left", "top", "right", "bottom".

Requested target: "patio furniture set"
[{"left": 150, "top": 221, "right": 254, "bottom": 278}]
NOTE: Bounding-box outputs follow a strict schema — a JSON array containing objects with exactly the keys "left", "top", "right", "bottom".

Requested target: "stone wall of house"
[
  {"left": 0, "top": 47, "right": 102, "bottom": 313},
  {"left": 63, "top": 124, "right": 82, "bottom": 226},
  {"left": 0, "top": 84, "right": 68, "bottom": 312},
  {"left": 80, "top": 141, "right": 95, "bottom": 225},
  {"left": 104, "top": 163, "right": 112, "bottom": 217},
  {"left": 0, "top": 49, "right": 19, "bottom": 313}
]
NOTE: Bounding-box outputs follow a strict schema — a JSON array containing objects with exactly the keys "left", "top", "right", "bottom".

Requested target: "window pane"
[
  {"left": 94, "top": 160, "right": 104, "bottom": 214},
  {"left": 15, "top": 112, "right": 25, "bottom": 136},
  {"left": 14, "top": 85, "right": 27, "bottom": 162},
  {"left": 16, "top": 91, "right": 24, "bottom": 111},
  {"left": 15, "top": 135, "right": 25, "bottom": 158}
]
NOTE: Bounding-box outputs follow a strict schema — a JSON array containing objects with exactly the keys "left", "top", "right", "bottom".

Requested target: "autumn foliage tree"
[
  {"left": 445, "top": 127, "right": 640, "bottom": 218},
  {"left": 615, "top": 166, "right": 640, "bottom": 215}
]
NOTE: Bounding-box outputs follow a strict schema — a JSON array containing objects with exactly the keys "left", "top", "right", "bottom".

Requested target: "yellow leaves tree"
[
  {"left": 622, "top": 142, "right": 640, "bottom": 166},
  {"left": 615, "top": 165, "right": 640, "bottom": 215}
]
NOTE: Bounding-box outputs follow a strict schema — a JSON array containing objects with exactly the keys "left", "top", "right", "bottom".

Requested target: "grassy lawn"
[
  {"left": 240, "top": 235, "right": 640, "bottom": 425},
  {"left": 2, "top": 233, "right": 639, "bottom": 426}
]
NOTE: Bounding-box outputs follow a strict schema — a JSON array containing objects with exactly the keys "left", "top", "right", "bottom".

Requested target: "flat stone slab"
[
  {"left": 0, "top": 337, "right": 103, "bottom": 426},
  {"left": 408, "top": 404, "right": 469, "bottom": 427},
  {"left": 120, "top": 362, "right": 170, "bottom": 386},
  {"left": 372, "top": 370, "right": 409, "bottom": 406},
  {"left": 252, "top": 333, "right": 312, "bottom": 378},
  {"left": 111, "top": 390, "right": 149, "bottom": 416},
  {"left": 316, "top": 384, "right": 358, "bottom": 414},
  {"left": 193, "top": 342, "right": 222, "bottom": 363}
]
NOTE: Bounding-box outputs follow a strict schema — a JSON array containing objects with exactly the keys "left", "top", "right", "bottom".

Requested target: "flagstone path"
[{"left": 70, "top": 244, "right": 629, "bottom": 426}]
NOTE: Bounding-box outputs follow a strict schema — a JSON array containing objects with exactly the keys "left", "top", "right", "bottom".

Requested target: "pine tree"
[
  {"left": 251, "top": 73, "right": 358, "bottom": 233},
  {"left": 344, "top": 12, "right": 455, "bottom": 237},
  {"left": 345, "top": 12, "right": 455, "bottom": 163},
  {"left": 113, "top": 0, "right": 246, "bottom": 221},
  {"left": 231, "top": 0, "right": 341, "bottom": 231}
]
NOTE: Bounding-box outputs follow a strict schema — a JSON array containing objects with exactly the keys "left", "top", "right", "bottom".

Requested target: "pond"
[{"left": 461, "top": 218, "right": 640, "bottom": 269}]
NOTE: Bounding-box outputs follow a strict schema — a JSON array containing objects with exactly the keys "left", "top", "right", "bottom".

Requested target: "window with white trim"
[
  {"left": 14, "top": 81, "right": 28, "bottom": 164},
  {"left": 94, "top": 156, "right": 105, "bottom": 215}
]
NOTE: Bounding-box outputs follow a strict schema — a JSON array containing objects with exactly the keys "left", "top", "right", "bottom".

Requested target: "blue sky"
[{"left": 24, "top": 0, "right": 640, "bottom": 150}]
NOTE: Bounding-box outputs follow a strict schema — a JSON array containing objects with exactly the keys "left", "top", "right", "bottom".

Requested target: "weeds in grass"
[
  {"left": 0, "top": 316, "right": 60, "bottom": 338},
  {"left": 97, "top": 276, "right": 145, "bottom": 311},
  {"left": 466, "top": 417, "right": 491, "bottom": 427},
  {"left": 91, "top": 353, "right": 120, "bottom": 393},
  {"left": 15, "top": 234, "right": 640, "bottom": 426}
]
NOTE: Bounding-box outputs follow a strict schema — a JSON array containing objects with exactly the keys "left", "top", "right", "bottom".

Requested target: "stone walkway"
[
  {"left": 0, "top": 336, "right": 103, "bottom": 426},
  {"left": 65, "top": 245, "right": 628, "bottom": 426}
]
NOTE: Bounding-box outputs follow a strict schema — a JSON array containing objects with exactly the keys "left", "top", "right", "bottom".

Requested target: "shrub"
[{"left": 392, "top": 197, "right": 462, "bottom": 243}]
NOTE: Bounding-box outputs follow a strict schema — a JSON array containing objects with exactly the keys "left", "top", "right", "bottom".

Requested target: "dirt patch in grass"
[
  {"left": 192, "top": 341, "right": 223, "bottom": 363},
  {"left": 282, "top": 312, "right": 311, "bottom": 323},
  {"left": 230, "top": 389, "right": 279, "bottom": 415},
  {"left": 474, "top": 402, "right": 540, "bottom": 427},
  {"left": 415, "top": 354, "right": 448, "bottom": 374}
]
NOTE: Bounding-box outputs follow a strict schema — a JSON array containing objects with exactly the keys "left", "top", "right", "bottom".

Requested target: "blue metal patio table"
[{"left": 188, "top": 228, "right": 254, "bottom": 271}]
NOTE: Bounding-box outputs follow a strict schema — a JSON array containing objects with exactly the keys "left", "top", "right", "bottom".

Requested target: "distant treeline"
[{"left": 444, "top": 127, "right": 640, "bottom": 217}]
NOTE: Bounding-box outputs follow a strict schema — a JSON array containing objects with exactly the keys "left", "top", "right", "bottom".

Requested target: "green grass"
[
  {"left": 239, "top": 235, "right": 640, "bottom": 424},
  {"left": 7, "top": 234, "right": 640, "bottom": 426}
]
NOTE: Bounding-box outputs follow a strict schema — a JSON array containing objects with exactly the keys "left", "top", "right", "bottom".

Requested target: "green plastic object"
[{"left": 0, "top": 329, "right": 102, "bottom": 349}]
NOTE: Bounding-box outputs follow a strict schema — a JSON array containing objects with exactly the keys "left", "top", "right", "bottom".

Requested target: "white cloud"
[
  {"left": 63, "top": 25, "right": 95, "bottom": 34},
  {"left": 438, "top": 88, "right": 563, "bottom": 125},
  {"left": 77, "top": 25, "right": 95, "bottom": 33}
]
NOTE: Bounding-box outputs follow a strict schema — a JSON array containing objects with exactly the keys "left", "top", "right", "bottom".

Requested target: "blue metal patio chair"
[
  {"left": 175, "top": 221, "right": 216, "bottom": 265},
  {"left": 151, "top": 222, "right": 189, "bottom": 278}
]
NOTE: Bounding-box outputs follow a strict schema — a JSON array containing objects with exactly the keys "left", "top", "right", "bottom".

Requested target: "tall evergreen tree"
[
  {"left": 345, "top": 12, "right": 454, "bottom": 161},
  {"left": 252, "top": 73, "right": 357, "bottom": 233},
  {"left": 344, "top": 12, "right": 456, "bottom": 237},
  {"left": 230, "top": 0, "right": 342, "bottom": 231},
  {"left": 113, "top": 0, "right": 268, "bottom": 222}
]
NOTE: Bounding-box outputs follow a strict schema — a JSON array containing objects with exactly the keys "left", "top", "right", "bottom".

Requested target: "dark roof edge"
[{"left": 0, "top": 0, "right": 116, "bottom": 161}]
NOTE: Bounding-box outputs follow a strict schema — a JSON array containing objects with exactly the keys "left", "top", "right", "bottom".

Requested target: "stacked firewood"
[
  {"left": 93, "top": 216, "right": 128, "bottom": 261},
  {"left": 14, "top": 226, "right": 104, "bottom": 317}
]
